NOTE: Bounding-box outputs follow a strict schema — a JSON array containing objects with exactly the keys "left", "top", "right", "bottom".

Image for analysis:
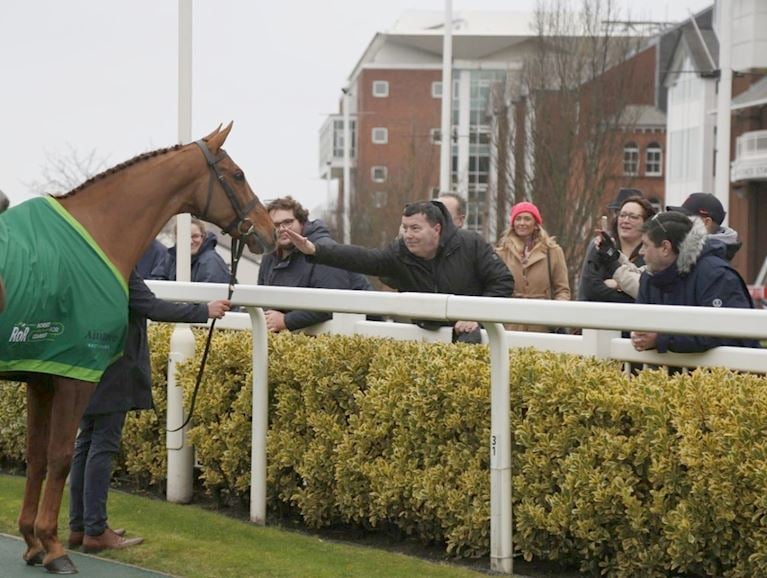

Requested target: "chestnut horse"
[{"left": 0, "top": 123, "right": 275, "bottom": 574}]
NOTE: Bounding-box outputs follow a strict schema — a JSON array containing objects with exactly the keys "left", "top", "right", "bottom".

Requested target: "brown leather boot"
[
  {"left": 68, "top": 527, "right": 125, "bottom": 548},
  {"left": 82, "top": 528, "right": 143, "bottom": 553}
]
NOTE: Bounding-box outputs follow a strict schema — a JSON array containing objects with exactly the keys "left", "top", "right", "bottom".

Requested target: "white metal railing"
[{"left": 146, "top": 281, "right": 767, "bottom": 575}]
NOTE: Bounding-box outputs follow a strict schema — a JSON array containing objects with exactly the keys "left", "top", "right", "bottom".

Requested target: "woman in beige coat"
[{"left": 496, "top": 201, "right": 570, "bottom": 332}]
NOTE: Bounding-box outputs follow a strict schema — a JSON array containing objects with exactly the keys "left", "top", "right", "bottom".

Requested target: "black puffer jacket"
[
  {"left": 637, "top": 221, "right": 760, "bottom": 353},
  {"left": 258, "top": 219, "right": 372, "bottom": 330},
  {"left": 150, "top": 232, "right": 231, "bottom": 283},
  {"left": 309, "top": 201, "right": 513, "bottom": 298}
]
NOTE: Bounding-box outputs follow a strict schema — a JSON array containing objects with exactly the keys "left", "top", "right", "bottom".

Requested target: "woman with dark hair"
[{"left": 578, "top": 196, "right": 656, "bottom": 303}]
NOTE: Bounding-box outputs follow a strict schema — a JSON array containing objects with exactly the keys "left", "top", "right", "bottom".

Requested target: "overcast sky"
[{"left": 1, "top": 0, "right": 711, "bottom": 215}]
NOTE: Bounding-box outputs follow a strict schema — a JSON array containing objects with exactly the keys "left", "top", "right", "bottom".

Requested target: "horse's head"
[{"left": 192, "top": 123, "right": 276, "bottom": 255}]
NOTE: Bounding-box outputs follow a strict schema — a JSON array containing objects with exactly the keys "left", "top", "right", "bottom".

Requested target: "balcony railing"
[
  {"left": 731, "top": 130, "right": 767, "bottom": 181},
  {"left": 318, "top": 115, "right": 356, "bottom": 176}
]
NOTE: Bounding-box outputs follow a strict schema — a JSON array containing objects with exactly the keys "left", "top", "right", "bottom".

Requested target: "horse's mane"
[{"left": 58, "top": 144, "right": 184, "bottom": 198}]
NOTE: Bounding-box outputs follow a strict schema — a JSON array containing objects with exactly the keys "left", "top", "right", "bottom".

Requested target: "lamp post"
[
  {"left": 439, "top": 0, "right": 453, "bottom": 195},
  {"left": 714, "top": 0, "right": 732, "bottom": 223},
  {"left": 167, "top": 0, "right": 194, "bottom": 505},
  {"left": 342, "top": 87, "right": 352, "bottom": 244}
]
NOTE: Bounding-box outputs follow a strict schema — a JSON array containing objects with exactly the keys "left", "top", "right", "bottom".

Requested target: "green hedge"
[{"left": 2, "top": 326, "right": 767, "bottom": 576}]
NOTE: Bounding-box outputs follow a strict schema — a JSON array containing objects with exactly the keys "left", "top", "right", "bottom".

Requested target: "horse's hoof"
[
  {"left": 24, "top": 550, "right": 45, "bottom": 566},
  {"left": 44, "top": 554, "right": 78, "bottom": 574}
]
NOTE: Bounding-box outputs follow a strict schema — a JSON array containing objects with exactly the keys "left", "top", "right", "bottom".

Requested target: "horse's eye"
[{"left": 233, "top": 171, "right": 245, "bottom": 181}]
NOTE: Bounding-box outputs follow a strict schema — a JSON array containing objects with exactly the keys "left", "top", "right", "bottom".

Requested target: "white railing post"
[
  {"left": 485, "top": 322, "right": 513, "bottom": 574},
  {"left": 249, "top": 307, "right": 268, "bottom": 525},
  {"left": 331, "top": 312, "right": 366, "bottom": 335},
  {"left": 582, "top": 328, "right": 621, "bottom": 359},
  {"left": 166, "top": 323, "right": 195, "bottom": 503}
]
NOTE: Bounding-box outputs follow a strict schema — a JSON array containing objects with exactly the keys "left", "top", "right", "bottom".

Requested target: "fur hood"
[{"left": 676, "top": 218, "right": 710, "bottom": 274}]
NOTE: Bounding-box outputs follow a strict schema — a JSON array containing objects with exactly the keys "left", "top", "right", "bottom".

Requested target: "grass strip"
[{"left": 0, "top": 474, "right": 482, "bottom": 577}]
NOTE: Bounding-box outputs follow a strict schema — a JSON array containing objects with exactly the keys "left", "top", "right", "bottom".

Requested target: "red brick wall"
[{"left": 350, "top": 68, "right": 443, "bottom": 245}]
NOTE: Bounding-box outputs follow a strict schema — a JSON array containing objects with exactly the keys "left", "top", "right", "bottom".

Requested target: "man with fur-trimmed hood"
[{"left": 630, "top": 211, "right": 759, "bottom": 354}]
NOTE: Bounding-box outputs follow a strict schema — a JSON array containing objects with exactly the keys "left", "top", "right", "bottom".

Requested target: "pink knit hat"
[{"left": 510, "top": 201, "right": 542, "bottom": 226}]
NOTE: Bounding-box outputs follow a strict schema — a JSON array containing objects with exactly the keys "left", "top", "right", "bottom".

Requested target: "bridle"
[
  {"left": 193, "top": 138, "right": 270, "bottom": 253},
  {"left": 168, "top": 139, "right": 271, "bottom": 433}
]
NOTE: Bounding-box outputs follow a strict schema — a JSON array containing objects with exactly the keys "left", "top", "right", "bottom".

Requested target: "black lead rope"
[{"left": 168, "top": 237, "right": 246, "bottom": 433}]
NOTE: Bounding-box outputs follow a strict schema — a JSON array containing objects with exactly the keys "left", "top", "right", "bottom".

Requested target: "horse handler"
[{"left": 68, "top": 271, "right": 230, "bottom": 552}]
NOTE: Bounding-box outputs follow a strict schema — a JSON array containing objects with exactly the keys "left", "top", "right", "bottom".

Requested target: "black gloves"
[
  {"left": 595, "top": 231, "right": 621, "bottom": 274},
  {"left": 596, "top": 231, "right": 618, "bottom": 261}
]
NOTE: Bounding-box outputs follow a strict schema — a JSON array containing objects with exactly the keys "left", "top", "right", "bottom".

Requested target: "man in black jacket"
[
  {"left": 258, "top": 196, "right": 373, "bottom": 332},
  {"left": 68, "top": 272, "right": 230, "bottom": 553},
  {"left": 286, "top": 200, "right": 514, "bottom": 343}
]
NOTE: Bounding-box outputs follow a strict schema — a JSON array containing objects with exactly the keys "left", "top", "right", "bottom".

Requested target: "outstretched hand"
[{"left": 285, "top": 229, "right": 317, "bottom": 255}]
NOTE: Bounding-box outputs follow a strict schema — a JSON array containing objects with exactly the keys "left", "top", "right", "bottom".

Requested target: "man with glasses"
[
  {"left": 284, "top": 199, "right": 513, "bottom": 344},
  {"left": 258, "top": 196, "right": 372, "bottom": 333},
  {"left": 630, "top": 211, "right": 759, "bottom": 353}
]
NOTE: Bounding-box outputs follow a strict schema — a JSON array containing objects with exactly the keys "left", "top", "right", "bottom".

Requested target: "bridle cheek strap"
[{"left": 193, "top": 139, "right": 260, "bottom": 238}]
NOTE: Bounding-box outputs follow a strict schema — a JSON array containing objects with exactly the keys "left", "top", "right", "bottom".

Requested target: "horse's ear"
[
  {"left": 201, "top": 124, "right": 222, "bottom": 142},
  {"left": 206, "top": 122, "right": 233, "bottom": 153}
]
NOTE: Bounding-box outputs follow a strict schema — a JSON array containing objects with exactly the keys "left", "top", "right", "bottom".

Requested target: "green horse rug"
[{"left": 0, "top": 197, "right": 128, "bottom": 382}]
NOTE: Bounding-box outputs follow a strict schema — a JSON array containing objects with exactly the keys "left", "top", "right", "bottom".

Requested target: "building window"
[
  {"left": 372, "top": 127, "right": 388, "bottom": 144},
  {"left": 623, "top": 142, "right": 639, "bottom": 176},
  {"left": 373, "top": 191, "right": 387, "bottom": 208},
  {"left": 432, "top": 81, "right": 442, "bottom": 98},
  {"left": 372, "top": 80, "right": 389, "bottom": 97},
  {"left": 645, "top": 142, "right": 662, "bottom": 176},
  {"left": 371, "top": 166, "right": 387, "bottom": 183},
  {"left": 332, "top": 119, "right": 356, "bottom": 158},
  {"left": 430, "top": 128, "right": 441, "bottom": 144}
]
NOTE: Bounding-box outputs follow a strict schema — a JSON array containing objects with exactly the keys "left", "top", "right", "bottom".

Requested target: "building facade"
[{"left": 663, "top": 1, "right": 767, "bottom": 282}]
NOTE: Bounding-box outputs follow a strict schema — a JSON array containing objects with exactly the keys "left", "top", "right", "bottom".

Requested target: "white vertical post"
[
  {"left": 167, "top": 0, "right": 194, "bottom": 504},
  {"left": 342, "top": 88, "right": 352, "bottom": 244},
  {"left": 176, "top": 0, "right": 193, "bottom": 279},
  {"left": 582, "top": 328, "right": 621, "bottom": 359},
  {"left": 457, "top": 70, "right": 471, "bottom": 197},
  {"left": 166, "top": 324, "right": 195, "bottom": 503},
  {"left": 715, "top": 0, "right": 732, "bottom": 222},
  {"left": 249, "top": 307, "right": 268, "bottom": 525},
  {"left": 485, "top": 322, "right": 513, "bottom": 574},
  {"left": 439, "top": 0, "right": 453, "bottom": 194}
]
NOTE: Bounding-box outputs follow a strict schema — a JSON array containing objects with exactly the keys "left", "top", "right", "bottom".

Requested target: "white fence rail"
[{"left": 146, "top": 281, "right": 767, "bottom": 574}]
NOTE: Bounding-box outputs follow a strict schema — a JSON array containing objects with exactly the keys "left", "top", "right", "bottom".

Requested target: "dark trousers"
[{"left": 69, "top": 412, "right": 126, "bottom": 536}]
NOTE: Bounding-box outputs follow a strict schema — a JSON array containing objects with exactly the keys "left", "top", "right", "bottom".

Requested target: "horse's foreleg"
[
  {"left": 19, "top": 377, "right": 53, "bottom": 564},
  {"left": 35, "top": 377, "right": 95, "bottom": 569}
]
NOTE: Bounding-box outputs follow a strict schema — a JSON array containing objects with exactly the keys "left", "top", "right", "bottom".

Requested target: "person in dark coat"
[
  {"left": 68, "top": 271, "right": 230, "bottom": 552},
  {"left": 667, "top": 192, "right": 742, "bottom": 261},
  {"left": 285, "top": 199, "right": 514, "bottom": 343},
  {"left": 136, "top": 239, "right": 168, "bottom": 279},
  {"left": 631, "top": 211, "right": 760, "bottom": 353},
  {"left": 258, "top": 196, "right": 373, "bottom": 332},
  {"left": 578, "top": 196, "right": 656, "bottom": 303},
  {"left": 150, "top": 218, "right": 231, "bottom": 283}
]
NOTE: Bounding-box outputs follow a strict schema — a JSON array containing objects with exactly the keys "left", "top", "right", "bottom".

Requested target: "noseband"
[{"left": 194, "top": 139, "right": 267, "bottom": 248}]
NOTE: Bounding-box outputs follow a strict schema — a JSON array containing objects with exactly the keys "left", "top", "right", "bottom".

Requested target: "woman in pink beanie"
[{"left": 495, "top": 201, "right": 570, "bottom": 332}]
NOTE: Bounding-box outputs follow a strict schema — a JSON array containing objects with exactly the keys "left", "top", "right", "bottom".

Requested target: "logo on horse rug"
[{"left": 0, "top": 197, "right": 128, "bottom": 382}]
